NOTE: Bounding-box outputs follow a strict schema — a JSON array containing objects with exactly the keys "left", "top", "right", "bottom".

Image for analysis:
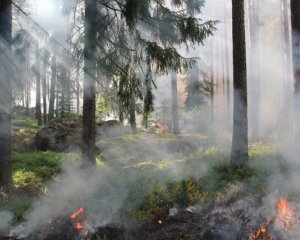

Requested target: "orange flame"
[
  {"left": 251, "top": 226, "right": 273, "bottom": 240},
  {"left": 276, "top": 197, "right": 295, "bottom": 229},
  {"left": 70, "top": 207, "right": 90, "bottom": 235},
  {"left": 158, "top": 219, "right": 163, "bottom": 225},
  {"left": 70, "top": 207, "right": 84, "bottom": 219}
]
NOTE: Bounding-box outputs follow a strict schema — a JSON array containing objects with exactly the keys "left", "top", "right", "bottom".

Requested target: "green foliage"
[
  {"left": 125, "top": 176, "right": 208, "bottom": 223},
  {"left": 12, "top": 151, "right": 62, "bottom": 187},
  {"left": 213, "top": 161, "right": 256, "bottom": 189},
  {"left": 145, "top": 42, "right": 197, "bottom": 73}
]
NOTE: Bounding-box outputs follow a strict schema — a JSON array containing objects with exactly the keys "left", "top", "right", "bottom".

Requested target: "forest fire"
[
  {"left": 250, "top": 197, "right": 297, "bottom": 239},
  {"left": 251, "top": 226, "right": 272, "bottom": 240},
  {"left": 69, "top": 207, "right": 90, "bottom": 236},
  {"left": 275, "top": 197, "right": 296, "bottom": 230}
]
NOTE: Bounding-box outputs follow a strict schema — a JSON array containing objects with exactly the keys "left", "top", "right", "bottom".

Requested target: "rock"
[
  {"left": 97, "top": 120, "right": 124, "bottom": 138},
  {"left": 34, "top": 118, "right": 82, "bottom": 151},
  {"left": 34, "top": 118, "right": 124, "bottom": 151}
]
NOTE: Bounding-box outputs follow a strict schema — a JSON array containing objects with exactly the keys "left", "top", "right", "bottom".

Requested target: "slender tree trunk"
[
  {"left": 82, "top": 0, "right": 97, "bottom": 167},
  {"left": 119, "top": 103, "right": 124, "bottom": 124},
  {"left": 210, "top": 41, "right": 215, "bottom": 123},
  {"left": 66, "top": 71, "right": 71, "bottom": 114},
  {"left": 130, "top": 77, "right": 137, "bottom": 134},
  {"left": 118, "top": 80, "right": 124, "bottom": 124},
  {"left": 291, "top": 0, "right": 300, "bottom": 140},
  {"left": 42, "top": 50, "right": 47, "bottom": 125},
  {"left": 282, "top": 0, "right": 292, "bottom": 86},
  {"left": 291, "top": 0, "right": 300, "bottom": 94},
  {"left": 0, "top": 0, "right": 13, "bottom": 190},
  {"left": 171, "top": 72, "right": 180, "bottom": 134},
  {"left": 224, "top": 0, "right": 231, "bottom": 126},
  {"left": 25, "top": 47, "right": 30, "bottom": 116},
  {"left": 48, "top": 56, "right": 56, "bottom": 121},
  {"left": 76, "top": 61, "right": 80, "bottom": 114},
  {"left": 130, "top": 93, "right": 137, "bottom": 133},
  {"left": 231, "top": 0, "right": 248, "bottom": 167},
  {"left": 35, "top": 50, "right": 42, "bottom": 126}
]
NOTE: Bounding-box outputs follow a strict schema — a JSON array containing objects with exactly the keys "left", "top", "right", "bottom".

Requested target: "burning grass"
[{"left": 2, "top": 126, "right": 297, "bottom": 239}]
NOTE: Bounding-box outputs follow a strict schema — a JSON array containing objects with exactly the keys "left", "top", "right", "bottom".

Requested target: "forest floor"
[{"left": 1, "top": 110, "right": 298, "bottom": 239}]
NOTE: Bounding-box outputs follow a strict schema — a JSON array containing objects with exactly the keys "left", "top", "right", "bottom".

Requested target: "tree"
[
  {"left": 41, "top": 49, "right": 49, "bottom": 125},
  {"left": 0, "top": 0, "right": 13, "bottom": 190},
  {"left": 48, "top": 55, "right": 57, "bottom": 121},
  {"left": 291, "top": 0, "right": 300, "bottom": 94},
  {"left": 231, "top": 0, "right": 248, "bottom": 167},
  {"left": 171, "top": 72, "right": 180, "bottom": 134},
  {"left": 80, "top": 0, "right": 216, "bottom": 166},
  {"left": 33, "top": 48, "right": 42, "bottom": 126},
  {"left": 81, "top": 0, "right": 97, "bottom": 167}
]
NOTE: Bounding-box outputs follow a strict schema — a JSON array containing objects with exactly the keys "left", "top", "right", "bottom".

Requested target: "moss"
[{"left": 12, "top": 151, "right": 62, "bottom": 187}]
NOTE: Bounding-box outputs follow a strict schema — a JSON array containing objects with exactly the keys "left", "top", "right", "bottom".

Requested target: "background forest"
[{"left": 0, "top": 0, "right": 300, "bottom": 239}]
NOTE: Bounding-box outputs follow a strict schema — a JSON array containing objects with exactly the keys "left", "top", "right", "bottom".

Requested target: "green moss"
[{"left": 12, "top": 151, "right": 62, "bottom": 187}]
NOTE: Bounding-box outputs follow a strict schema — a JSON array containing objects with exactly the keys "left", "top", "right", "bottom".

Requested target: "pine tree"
[
  {"left": 231, "top": 0, "right": 248, "bottom": 167},
  {"left": 0, "top": 0, "right": 13, "bottom": 190}
]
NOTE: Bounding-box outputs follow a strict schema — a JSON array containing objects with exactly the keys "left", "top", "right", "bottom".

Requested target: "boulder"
[
  {"left": 34, "top": 118, "right": 82, "bottom": 151},
  {"left": 34, "top": 118, "right": 124, "bottom": 151},
  {"left": 97, "top": 120, "right": 124, "bottom": 138}
]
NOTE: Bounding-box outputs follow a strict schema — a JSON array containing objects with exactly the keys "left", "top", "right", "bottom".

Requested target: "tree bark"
[
  {"left": 291, "top": 0, "right": 300, "bottom": 94},
  {"left": 35, "top": 49, "right": 42, "bottom": 126},
  {"left": 25, "top": 47, "right": 30, "bottom": 116},
  {"left": 171, "top": 72, "right": 180, "bottom": 134},
  {"left": 224, "top": 0, "right": 231, "bottom": 126},
  {"left": 231, "top": 0, "right": 248, "bottom": 167},
  {"left": 82, "top": 0, "right": 97, "bottom": 167},
  {"left": 76, "top": 60, "right": 80, "bottom": 114},
  {"left": 210, "top": 41, "right": 215, "bottom": 123},
  {"left": 282, "top": 0, "right": 292, "bottom": 86},
  {"left": 130, "top": 77, "right": 137, "bottom": 134},
  {"left": 48, "top": 56, "right": 56, "bottom": 121},
  {"left": 42, "top": 50, "right": 47, "bottom": 125},
  {"left": 0, "top": 0, "right": 13, "bottom": 190}
]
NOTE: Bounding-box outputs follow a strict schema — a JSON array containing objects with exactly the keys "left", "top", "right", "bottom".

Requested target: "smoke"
[
  {"left": 6, "top": 0, "right": 300, "bottom": 239},
  {"left": 0, "top": 211, "right": 13, "bottom": 233}
]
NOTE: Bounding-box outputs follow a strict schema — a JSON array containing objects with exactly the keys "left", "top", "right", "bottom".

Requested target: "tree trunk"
[
  {"left": 171, "top": 72, "right": 180, "bottom": 134},
  {"left": 48, "top": 56, "right": 56, "bottom": 121},
  {"left": 291, "top": 0, "right": 300, "bottom": 140},
  {"left": 224, "top": 0, "right": 231, "bottom": 126},
  {"left": 231, "top": 0, "right": 248, "bottom": 167},
  {"left": 210, "top": 41, "right": 215, "bottom": 123},
  {"left": 42, "top": 50, "right": 47, "bottom": 125},
  {"left": 25, "top": 47, "right": 30, "bottom": 116},
  {"left": 35, "top": 49, "right": 42, "bottom": 126},
  {"left": 291, "top": 0, "right": 300, "bottom": 94},
  {"left": 76, "top": 60, "right": 80, "bottom": 114},
  {"left": 282, "top": 0, "right": 292, "bottom": 86},
  {"left": 0, "top": 0, "right": 13, "bottom": 190},
  {"left": 82, "top": 0, "right": 97, "bottom": 167},
  {"left": 130, "top": 77, "right": 137, "bottom": 134}
]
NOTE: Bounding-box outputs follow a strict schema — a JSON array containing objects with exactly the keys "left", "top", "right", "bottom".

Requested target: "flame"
[
  {"left": 275, "top": 197, "right": 295, "bottom": 229},
  {"left": 70, "top": 207, "right": 90, "bottom": 236},
  {"left": 251, "top": 226, "right": 273, "bottom": 240},
  {"left": 70, "top": 207, "right": 84, "bottom": 219},
  {"left": 158, "top": 219, "right": 163, "bottom": 225}
]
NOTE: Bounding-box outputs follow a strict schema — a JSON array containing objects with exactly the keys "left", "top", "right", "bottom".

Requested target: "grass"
[
  {"left": 5, "top": 111, "right": 287, "bottom": 225},
  {"left": 12, "top": 151, "right": 63, "bottom": 188}
]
